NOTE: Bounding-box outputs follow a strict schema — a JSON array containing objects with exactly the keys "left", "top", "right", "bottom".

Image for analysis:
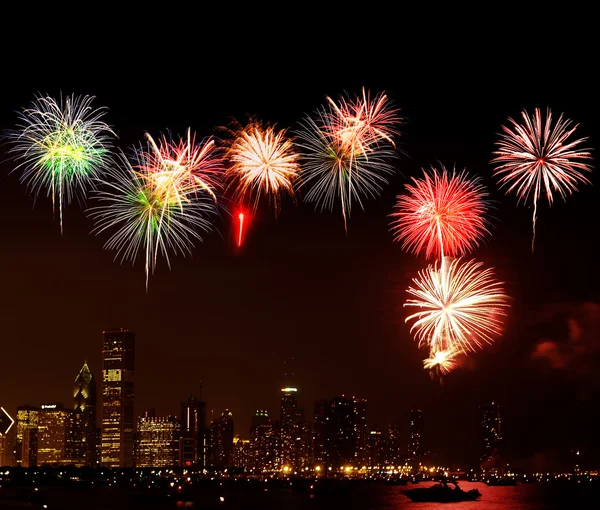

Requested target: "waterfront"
[{"left": 2, "top": 480, "right": 595, "bottom": 509}]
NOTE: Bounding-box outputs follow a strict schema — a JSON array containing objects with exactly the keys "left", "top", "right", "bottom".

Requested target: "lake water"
[{"left": 2, "top": 480, "right": 593, "bottom": 509}]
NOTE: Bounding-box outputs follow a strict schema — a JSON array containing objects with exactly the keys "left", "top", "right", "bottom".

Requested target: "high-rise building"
[
  {"left": 407, "top": 409, "right": 424, "bottom": 467},
  {"left": 249, "top": 410, "right": 278, "bottom": 473},
  {"left": 14, "top": 406, "right": 39, "bottom": 467},
  {"left": 386, "top": 420, "right": 401, "bottom": 467},
  {"left": 279, "top": 386, "right": 310, "bottom": 471},
  {"left": 135, "top": 409, "right": 180, "bottom": 468},
  {"left": 326, "top": 396, "right": 356, "bottom": 471},
  {"left": 209, "top": 410, "right": 234, "bottom": 467},
  {"left": 1, "top": 424, "right": 16, "bottom": 467},
  {"left": 179, "top": 392, "right": 208, "bottom": 468},
  {"left": 73, "top": 361, "right": 97, "bottom": 466},
  {"left": 101, "top": 328, "right": 135, "bottom": 468},
  {"left": 353, "top": 397, "right": 368, "bottom": 467},
  {"left": 232, "top": 435, "right": 251, "bottom": 469},
  {"left": 312, "top": 399, "right": 328, "bottom": 468},
  {"left": 479, "top": 401, "right": 502, "bottom": 471},
  {"left": 37, "top": 403, "right": 73, "bottom": 466},
  {"left": 367, "top": 425, "right": 384, "bottom": 469}
]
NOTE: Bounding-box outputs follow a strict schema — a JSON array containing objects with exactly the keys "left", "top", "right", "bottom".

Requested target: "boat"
[{"left": 402, "top": 480, "right": 482, "bottom": 503}]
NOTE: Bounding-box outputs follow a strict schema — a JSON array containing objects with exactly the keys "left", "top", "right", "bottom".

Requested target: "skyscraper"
[
  {"left": 479, "top": 401, "right": 502, "bottom": 471},
  {"left": 73, "top": 361, "right": 97, "bottom": 466},
  {"left": 179, "top": 392, "right": 208, "bottom": 468},
  {"left": 408, "top": 409, "right": 424, "bottom": 468},
  {"left": 326, "top": 396, "right": 356, "bottom": 471},
  {"left": 249, "top": 410, "right": 278, "bottom": 473},
  {"left": 386, "top": 420, "right": 401, "bottom": 467},
  {"left": 37, "top": 403, "right": 73, "bottom": 466},
  {"left": 353, "top": 397, "right": 368, "bottom": 467},
  {"left": 101, "top": 328, "right": 135, "bottom": 468},
  {"left": 135, "top": 409, "right": 180, "bottom": 468},
  {"left": 209, "top": 410, "right": 234, "bottom": 467},
  {"left": 14, "top": 406, "right": 39, "bottom": 467},
  {"left": 312, "top": 399, "right": 328, "bottom": 468}
]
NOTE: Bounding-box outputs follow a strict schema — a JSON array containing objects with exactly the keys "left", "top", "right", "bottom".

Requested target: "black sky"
[{"left": 1, "top": 9, "right": 599, "bottom": 468}]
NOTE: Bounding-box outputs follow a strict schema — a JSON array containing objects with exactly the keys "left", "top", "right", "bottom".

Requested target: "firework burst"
[
  {"left": 404, "top": 256, "right": 509, "bottom": 357},
  {"left": 7, "top": 93, "right": 116, "bottom": 233},
  {"left": 295, "top": 87, "right": 402, "bottom": 231},
  {"left": 223, "top": 119, "right": 301, "bottom": 216},
  {"left": 491, "top": 106, "right": 593, "bottom": 251},
  {"left": 389, "top": 164, "right": 491, "bottom": 260},
  {"left": 422, "top": 348, "right": 458, "bottom": 375},
  {"left": 88, "top": 128, "right": 224, "bottom": 289}
]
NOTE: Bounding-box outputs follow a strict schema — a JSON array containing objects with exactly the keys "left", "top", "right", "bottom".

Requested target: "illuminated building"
[
  {"left": 135, "top": 409, "right": 180, "bottom": 468},
  {"left": 1, "top": 425, "right": 16, "bottom": 467},
  {"left": 408, "top": 409, "right": 424, "bottom": 467},
  {"left": 367, "top": 426, "right": 384, "bottom": 469},
  {"left": 312, "top": 399, "right": 328, "bottom": 468},
  {"left": 386, "top": 420, "right": 401, "bottom": 466},
  {"left": 278, "top": 386, "right": 311, "bottom": 471},
  {"left": 101, "top": 328, "right": 135, "bottom": 468},
  {"left": 21, "top": 428, "right": 38, "bottom": 468},
  {"left": 479, "top": 401, "right": 502, "bottom": 471},
  {"left": 232, "top": 435, "right": 251, "bottom": 469},
  {"left": 209, "top": 410, "right": 234, "bottom": 467},
  {"left": 179, "top": 392, "right": 208, "bottom": 468},
  {"left": 353, "top": 397, "right": 368, "bottom": 467},
  {"left": 249, "top": 410, "right": 275, "bottom": 473},
  {"left": 326, "top": 396, "right": 356, "bottom": 471},
  {"left": 37, "top": 403, "right": 73, "bottom": 465},
  {"left": 14, "top": 405, "right": 39, "bottom": 467},
  {"left": 73, "top": 361, "right": 97, "bottom": 466}
]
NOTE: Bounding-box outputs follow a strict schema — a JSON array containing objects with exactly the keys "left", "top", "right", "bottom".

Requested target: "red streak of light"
[{"left": 238, "top": 213, "right": 244, "bottom": 247}]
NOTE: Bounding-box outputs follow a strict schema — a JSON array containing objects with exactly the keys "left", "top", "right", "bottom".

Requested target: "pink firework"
[
  {"left": 295, "top": 87, "right": 402, "bottom": 232},
  {"left": 491, "top": 107, "right": 593, "bottom": 251},
  {"left": 389, "top": 164, "right": 491, "bottom": 260}
]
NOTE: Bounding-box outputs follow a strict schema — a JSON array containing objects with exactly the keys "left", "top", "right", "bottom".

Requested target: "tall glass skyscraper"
[
  {"left": 73, "top": 361, "right": 97, "bottom": 466},
  {"left": 101, "top": 328, "right": 135, "bottom": 468}
]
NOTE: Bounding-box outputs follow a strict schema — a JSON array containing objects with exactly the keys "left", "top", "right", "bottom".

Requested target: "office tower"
[
  {"left": 73, "top": 361, "right": 97, "bottom": 466},
  {"left": 353, "top": 397, "right": 368, "bottom": 467},
  {"left": 279, "top": 386, "right": 304, "bottom": 470},
  {"left": 386, "top": 420, "right": 401, "bottom": 466},
  {"left": 408, "top": 409, "right": 424, "bottom": 467},
  {"left": 479, "top": 401, "right": 502, "bottom": 471},
  {"left": 367, "top": 425, "right": 384, "bottom": 469},
  {"left": 21, "top": 428, "right": 38, "bottom": 468},
  {"left": 249, "top": 410, "right": 278, "bottom": 473},
  {"left": 232, "top": 435, "right": 251, "bottom": 469},
  {"left": 101, "top": 328, "right": 135, "bottom": 468},
  {"left": 14, "top": 406, "right": 39, "bottom": 467},
  {"left": 135, "top": 409, "right": 180, "bottom": 468},
  {"left": 209, "top": 410, "right": 234, "bottom": 467},
  {"left": 312, "top": 399, "right": 328, "bottom": 468},
  {"left": 37, "top": 403, "right": 73, "bottom": 465},
  {"left": 179, "top": 392, "right": 208, "bottom": 468},
  {"left": 326, "top": 396, "right": 356, "bottom": 471},
  {"left": 1, "top": 425, "right": 16, "bottom": 467},
  {"left": 280, "top": 386, "right": 298, "bottom": 426}
]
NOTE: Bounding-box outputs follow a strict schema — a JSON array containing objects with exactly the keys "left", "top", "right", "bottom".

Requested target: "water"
[{"left": 2, "top": 480, "right": 593, "bottom": 509}]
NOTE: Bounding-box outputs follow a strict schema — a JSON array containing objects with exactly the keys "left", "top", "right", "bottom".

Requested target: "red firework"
[{"left": 389, "top": 164, "right": 491, "bottom": 260}]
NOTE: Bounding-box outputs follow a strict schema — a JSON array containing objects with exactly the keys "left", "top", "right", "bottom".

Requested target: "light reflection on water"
[{"left": 22, "top": 480, "right": 595, "bottom": 509}]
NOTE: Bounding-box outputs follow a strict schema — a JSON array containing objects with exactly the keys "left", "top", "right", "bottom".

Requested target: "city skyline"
[{"left": 1, "top": 12, "right": 599, "bottom": 472}]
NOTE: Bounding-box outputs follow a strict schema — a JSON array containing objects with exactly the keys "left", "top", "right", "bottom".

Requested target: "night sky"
[{"left": 1, "top": 10, "right": 599, "bottom": 470}]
